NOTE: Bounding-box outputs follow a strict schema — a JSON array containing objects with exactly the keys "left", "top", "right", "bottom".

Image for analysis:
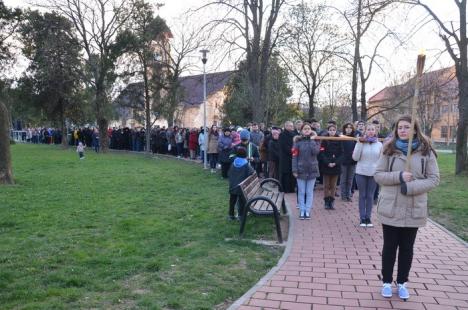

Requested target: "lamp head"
[{"left": 200, "top": 49, "right": 209, "bottom": 64}]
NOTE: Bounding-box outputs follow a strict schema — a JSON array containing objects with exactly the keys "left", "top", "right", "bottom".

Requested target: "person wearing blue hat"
[{"left": 230, "top": 129, "right": 259, "bottom": 169}]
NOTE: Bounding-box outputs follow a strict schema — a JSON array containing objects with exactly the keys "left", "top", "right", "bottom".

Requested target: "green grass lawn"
[
  {"left": 0, "top": 144, "right": 283, "bottom": 310},
  {"left": 429, "top": 153, "right": 468, "bottom": 241}
]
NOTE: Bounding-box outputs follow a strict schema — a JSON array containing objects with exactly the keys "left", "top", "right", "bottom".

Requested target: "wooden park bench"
[{"left": 238, "top": 173, "right": 286, "bottom": 243}]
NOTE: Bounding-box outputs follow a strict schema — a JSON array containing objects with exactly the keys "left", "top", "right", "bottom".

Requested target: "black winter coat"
[
  {"left": 268, "top": 138, "right": 280, "bottom": 162},
  {"left": 319, "top": 136, "right": 344, "bottom": 175},
  {"left": 278, "top": 130, "right": 296, "bottom": 174},
  {"left": 342, "top": 139, "right": 357, "bottom": 166}
]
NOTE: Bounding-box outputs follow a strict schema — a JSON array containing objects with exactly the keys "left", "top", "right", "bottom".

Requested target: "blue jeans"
[
  {"left": 355, "top": 174, "right": 377, "bottom": 220},
  {"left": 297, "top": 178, "right": 316, "bottom": 214}
]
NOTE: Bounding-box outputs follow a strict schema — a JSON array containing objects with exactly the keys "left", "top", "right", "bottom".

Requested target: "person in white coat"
[{"left": 352, "top": 123, "right": 382, "bottom": 227}]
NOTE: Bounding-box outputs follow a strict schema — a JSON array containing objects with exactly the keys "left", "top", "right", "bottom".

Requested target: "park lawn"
[
  {"left": 429, "top": 153, "right": 468, "bottom": 241},
  {"left": 0, "top": 144, "right": 284, "bottom": 310}
]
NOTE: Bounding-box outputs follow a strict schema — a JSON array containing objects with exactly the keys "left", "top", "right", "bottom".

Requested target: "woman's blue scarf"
[{"left": 395, "top": 138, "right": 420, "bottom": 156}]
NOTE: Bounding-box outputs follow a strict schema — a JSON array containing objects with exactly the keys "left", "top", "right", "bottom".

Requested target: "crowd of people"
[
  {"left": 219, "top": 116, "right": 439, "bottom": 302},
  {"left": 17, "top": 115, "right": 440, "bottom": 301}
]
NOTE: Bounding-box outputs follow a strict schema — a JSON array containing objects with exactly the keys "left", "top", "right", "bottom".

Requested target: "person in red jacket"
[{"left": 188, "top": 128, "right": 199, "bottom": 160}]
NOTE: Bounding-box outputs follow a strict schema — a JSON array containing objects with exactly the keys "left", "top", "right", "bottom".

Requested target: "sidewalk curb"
[
  {"left": 428, "top": 218, "right": 468, "bottom": 247},
  {"left": 227, "top": 195, "right": 296, "bottom": 310}
]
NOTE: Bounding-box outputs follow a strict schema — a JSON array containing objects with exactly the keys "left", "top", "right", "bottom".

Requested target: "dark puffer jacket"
[
  {"left": 228, "top": 158, "right": 255, "bottom": 195},
  {"left": 291, "top": 136, "right": 321, "bottom": 180},
  {"left": 342, "top": 139, "right": 357, "bottom": 166},
  {"left": 319, "top": 136, "right": 344, "bottom": 175}
]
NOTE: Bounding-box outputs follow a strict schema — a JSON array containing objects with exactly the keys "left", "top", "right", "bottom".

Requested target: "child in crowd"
[
  {"left": 292, "top": 123, "right": 320, "bottom": 219},
  {"left": 77, "top": 141, "right": 86, "bottom": 159},
  {"left": 227, "top": 146, "right": 254, "bottom": 220},
  {"left": 319, "top": 124, "right": 344, "bottom": 209}
]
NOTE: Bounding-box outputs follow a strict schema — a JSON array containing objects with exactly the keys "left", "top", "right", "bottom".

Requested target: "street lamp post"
[{"left": 200, "top": 49, "right": 209, "bottom": 169}]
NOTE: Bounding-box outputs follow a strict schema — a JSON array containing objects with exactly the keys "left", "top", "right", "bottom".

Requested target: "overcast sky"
[{"left": 4, "top": 0, "right": 459, "bottom": 98}]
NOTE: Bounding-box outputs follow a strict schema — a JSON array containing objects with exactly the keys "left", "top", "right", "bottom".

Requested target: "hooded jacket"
[
  {"left": 228, "top": 157, "right": 255, "bottom": 195},
  {"left": 374, "top": 147, "right": 440, "bottom": 227}
]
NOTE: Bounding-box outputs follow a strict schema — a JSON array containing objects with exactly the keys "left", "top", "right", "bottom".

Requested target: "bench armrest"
[{"left": 260, "top": 178, "right": 283, "bottom": 192}]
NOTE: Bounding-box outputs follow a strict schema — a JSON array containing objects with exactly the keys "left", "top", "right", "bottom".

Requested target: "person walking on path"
[
  {"left": 318, "top": 124, "right": 343, "bottom": 209},
  {"left": 352, "top": 122, "right": 383, "bottom": 227},
  {"left": 292, "top": 123, "right": 320, "bottom": 220},
  {"left": 374, "top": 115, "right": 440, "bottom": 301},
  {"left": 340, "top": 122, "right": 357, "bottom": 202}
]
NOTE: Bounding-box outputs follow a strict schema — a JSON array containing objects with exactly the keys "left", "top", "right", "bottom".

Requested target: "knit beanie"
[{"left": 240, "top": 129, "right": 250, "bottom": 140}]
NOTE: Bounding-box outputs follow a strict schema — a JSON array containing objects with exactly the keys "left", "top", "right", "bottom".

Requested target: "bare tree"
[
  {"left": 336, "top": 0, "right": 395, "bottom": 121},
  {"left": 156, "top": 18, "right": 207, "bottom": 126},
  {"left": 400, "top": 0, "right": 467, "bottom": 174},
  {"left": 116, "top": 0, "right": 170, "bottom": 152},
  {"left": 41, "top": 0, "right": 135, "bottom": 152},
  {"left": 368, "top": 68, "right": 457, "bottom": 133},
  {"left": 198, "top": 0, "right": 286, "bottom": 122},
  {"left": 279, "top": 3, "right": 348, "bottom": 119}
]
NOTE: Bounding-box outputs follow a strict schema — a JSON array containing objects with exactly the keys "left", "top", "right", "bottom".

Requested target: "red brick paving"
[{"left": 233, "top": 190, "right": 468, "bottom": 310}]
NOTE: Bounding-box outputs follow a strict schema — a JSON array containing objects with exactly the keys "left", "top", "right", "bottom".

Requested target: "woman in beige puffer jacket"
[{"left": 374, "top": 115, "right": 440, "bottom": 301}]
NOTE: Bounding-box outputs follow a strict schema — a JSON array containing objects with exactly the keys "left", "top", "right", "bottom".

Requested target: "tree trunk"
[
  {"left": 308, "top": 88, "right": 316, "bottom": 119},
  {"left": 0, "top": 100, "right": 14, "bottom": 184},
  {"left": 455, "top": 76, "right": 468, "bottom": 174},
  {"left": 360, "top": 68, "right": 367, "bottom": 120},
  {"left": 144, "top": 67, "right": 151, "bottom": 153},
  {"left": 95, "top": 83, "right": 109, "bottom": 152},
  {"left": 60, "top": 104, "right": 68, "bottom": 148},
  {"left": 351, "top": 0, "right": 362, "bottom": 122}
]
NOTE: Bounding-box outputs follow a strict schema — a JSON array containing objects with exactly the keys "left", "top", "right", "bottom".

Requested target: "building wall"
[
  {"left": 368, "top": 97, "right": 458, "bottom": 143},
  {"left": 178, "top": 90, "right": 225, "bottom": 128},
  {"left": 112, "top": 89, "right": 226, "bottom": 129}
]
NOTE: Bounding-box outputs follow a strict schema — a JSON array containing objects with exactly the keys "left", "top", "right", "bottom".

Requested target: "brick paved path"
[{"left": 234, "top": 190, "right": 468, "bottom": 310}]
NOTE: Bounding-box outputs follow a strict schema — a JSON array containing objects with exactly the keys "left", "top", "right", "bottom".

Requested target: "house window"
[
  {"left": 452, "top": 104, "right": 458, "bottom": 113},
  {"left": 441, "top": 126, "right": 448, "bottom": 139},
  {"left": 441, "top": 105, "right": 449, "bottom": 113}
]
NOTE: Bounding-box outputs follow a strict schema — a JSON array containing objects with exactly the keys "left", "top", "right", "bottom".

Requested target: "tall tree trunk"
[
  {"left": 60, "top": 105, "right": 68, "bottom": 148},
  {"left": 144, "top": 68, "right": 151, "bottom": 153},
  {"left": 0, "top": 100, "right": 14, "bottom": 184},
  {"left": 455, "top": 76, "right": 468, "bottom": 174},
  {"left": 96, "top": 82, "right": 109, "bottom": 152},
  {"left": 359, "top": 66, "right": 367, "bottom": 120},
  {"left": 308, "top": 87, "right": 316, "bottom": 119},
  {"left": 351, "top": 0, "right": 362, "bottom": 122}
]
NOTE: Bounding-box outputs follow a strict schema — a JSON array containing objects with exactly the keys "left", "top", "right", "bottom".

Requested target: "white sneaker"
[
  {"left": 398, "top": 283, "right": 410, "bottom": 300},
  {"left": 381, "top": 283, "right": 392, "bottom": 298}
]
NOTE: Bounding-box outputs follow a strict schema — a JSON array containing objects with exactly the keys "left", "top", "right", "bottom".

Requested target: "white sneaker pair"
[{"left": 381, "top": 283, "right": 410, "bottom": 300}]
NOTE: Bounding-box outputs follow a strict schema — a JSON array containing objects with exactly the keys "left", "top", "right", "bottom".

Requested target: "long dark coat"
[{"left": 278, "top": 130, "right": 296, "bottom": 174}]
